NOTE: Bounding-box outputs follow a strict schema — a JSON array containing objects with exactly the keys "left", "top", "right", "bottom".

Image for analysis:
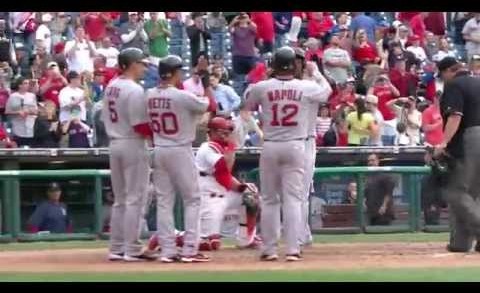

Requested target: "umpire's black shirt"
[{"left": 440, "top": 70, "right": 480, "bottom": 158}]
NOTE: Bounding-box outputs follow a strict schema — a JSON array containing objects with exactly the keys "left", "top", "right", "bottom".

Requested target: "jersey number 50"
[
  {"left": 270, "top": 103, "right": 299, "bottom": 127},
  {"left": 150, "top": 112, "right": 179, "bottom": 135}
]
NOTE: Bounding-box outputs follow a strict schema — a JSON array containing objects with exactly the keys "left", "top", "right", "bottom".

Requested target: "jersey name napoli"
[{"left": 146, "top": 86, "right": 209, "bottom": 147}]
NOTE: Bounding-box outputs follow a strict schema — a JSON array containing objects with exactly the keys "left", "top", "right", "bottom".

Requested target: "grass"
[
  {"left": 0, "top": 267, "right": 480, "bottom": 282},
  {"left": 0, "top": 233, "right": 450, "bottom": 252}
]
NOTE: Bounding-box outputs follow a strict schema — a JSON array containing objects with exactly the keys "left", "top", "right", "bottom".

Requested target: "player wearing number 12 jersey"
[
  {"left": 103, "top": 48, "right": 156, "bottom": 262},
  {"left": 245, "top": 47, "right": 329, "bottom": 262},
  {"left": 146, "top": 55, "right": 216, "bottom": 263}
]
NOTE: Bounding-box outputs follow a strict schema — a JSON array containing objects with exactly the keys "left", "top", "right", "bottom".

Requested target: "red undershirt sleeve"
[
  {"left": 133, "top": 123, "right": 153, "bottom": 138},
  {"left": 213, "top": 157, "right": 233, "bottom": 190}
]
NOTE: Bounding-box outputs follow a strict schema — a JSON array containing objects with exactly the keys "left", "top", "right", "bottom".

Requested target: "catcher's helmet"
[
  {"left": 159, "top": 55, "right": 183, "bottom": 79},
  {"left": 118, "top": 48, "right": 148, "bottom": 71},
  {"left": 207, "top": 117, "right": 234, "bottom": 132},
  {"left": 271, "top": 46, "right": 296, "bottom": 73}
]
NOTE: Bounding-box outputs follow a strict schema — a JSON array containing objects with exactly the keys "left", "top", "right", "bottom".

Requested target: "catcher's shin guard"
[{"left": 237, "top": 206, "right": 258, "bottom": 247}]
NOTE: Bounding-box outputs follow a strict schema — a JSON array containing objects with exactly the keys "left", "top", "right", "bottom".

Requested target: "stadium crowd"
[{"left": 0, "top": 12, "right": 476, "bottom": 149}]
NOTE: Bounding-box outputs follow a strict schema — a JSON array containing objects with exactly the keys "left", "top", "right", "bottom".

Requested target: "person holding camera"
[
  {"left": 386, "top": 95, "right": 422, "bottom": 146},
  {"left": 434, "top": 56, "right": 480, "bottom": 252},
  {"left": 229, "top": 13, "right": 257, "bottom": 77},
  {"left": 368, "top": 74, "right": 401, "bottom": 146}
]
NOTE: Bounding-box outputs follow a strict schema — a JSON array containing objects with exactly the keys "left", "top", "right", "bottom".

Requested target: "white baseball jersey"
[
  {"left": 102, "top": 77, "right": 149, "bottom": 139},
  {"left": 146, "top": 86, "right": 210, "bottom": 147},
  {"left": 245, "top": 78, "right": 328, "bottom": 141},
  {"left": 303, "top": 68, "right": 333, "bottom": 136},
  {"left": 196, "top": 141, "right": 228, "bottom": 195}
]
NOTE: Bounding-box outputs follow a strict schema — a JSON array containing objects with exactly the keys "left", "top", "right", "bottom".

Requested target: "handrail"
[{"left": 247, "top": 166, "right": 432, "bottom": 233}]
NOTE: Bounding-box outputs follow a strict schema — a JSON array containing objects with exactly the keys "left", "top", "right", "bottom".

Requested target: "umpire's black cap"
[
  {"left": 158, "top": 55, "right": 183, "bottom": 80},
  {"left": 271, "top": 46, "right": 296, "bottom": 73}
]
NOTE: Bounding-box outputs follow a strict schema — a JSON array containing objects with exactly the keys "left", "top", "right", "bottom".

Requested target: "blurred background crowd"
[{"left": 0, "top": 11, "right": 476, "bottom": 149}]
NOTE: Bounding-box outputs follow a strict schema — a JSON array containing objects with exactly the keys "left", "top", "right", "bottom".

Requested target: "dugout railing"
[
  {"left": 0, "top": 166, "right": 445, "bottom": 243},
  {"left": 0, "top": 169, "right": 185, "bottom": 243},
  {"left": 247, "top": 166, "right": 445, "bottom": 234}
]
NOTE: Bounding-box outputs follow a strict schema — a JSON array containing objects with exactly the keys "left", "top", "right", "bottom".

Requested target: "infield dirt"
[{"left": 1, "top": 242, "right": 479, "bottom": 272}]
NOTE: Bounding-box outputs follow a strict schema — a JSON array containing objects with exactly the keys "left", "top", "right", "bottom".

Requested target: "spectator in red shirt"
[
  {"left": 329, "top": 77, "right": 356, "bottom": 116},
  {"left": 367, "top": 74, "right": 400, "bottom": 146},
  {"left": 397, "top": 12, "right": 419, "bottom": 23},
  {"left": 304, "top": 37, "right": 323, "bottom": 69},
  {"left": 410, "top": 12, "right": 429, "bottom": 43},
  {"left": 423, "top": 12, "right": 446, "bottom": 36},
  {"left": 421, "top": 92, "right": 444, "bottom": 146},
  {"left": 388, "top": 56, "right": 418, "bottom": 97},
  {"left": 93, "top": 55, "right": 118, "bottom": 86},
  {"left": 83, "top": 12, "right": 110, "bottom": 43},
  {"left": 39, "top": 62, "right": 68, "bottom": 108},
  {"left": 353, "top": 29, "right": 380, "bottom": 67},
  {"left": 250, "top": 12, "right": 275, "bottom": 54},
  {"left": 307, "top": 12, "right": 334, "bottom": 41}
]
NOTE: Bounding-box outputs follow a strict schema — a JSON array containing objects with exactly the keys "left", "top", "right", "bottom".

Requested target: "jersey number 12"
[{"left": 270, "top": 103, "right": 299, "bottom": 127}]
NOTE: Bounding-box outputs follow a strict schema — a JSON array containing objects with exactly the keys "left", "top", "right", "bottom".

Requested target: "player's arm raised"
[{"left": 128, "top": 87, "right": 153, "bottom": 139}]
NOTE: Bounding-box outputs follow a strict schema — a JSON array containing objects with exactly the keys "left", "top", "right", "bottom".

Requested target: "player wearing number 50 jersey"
[
  {"left": 146, "top": 55, "right": 217, "bottom": 263},
  {"left": 245, "top": 47, "right": 330, "bottom": 262},
  {"left": 103, "top": 48, "right": 157, "bottom": 262}
]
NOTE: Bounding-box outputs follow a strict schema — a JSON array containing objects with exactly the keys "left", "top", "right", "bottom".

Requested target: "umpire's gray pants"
[{"left": 443, "top": 126, "right": 480, "bottom": 250}]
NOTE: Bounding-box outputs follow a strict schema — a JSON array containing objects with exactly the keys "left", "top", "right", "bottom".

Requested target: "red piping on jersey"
[
  {"left": 133, "top": 123, "right": 153, "bottom": 138},
  {"left": 213, "top": 158, "right": 233, "bottom": 190},
  {"left": 208, "top": 141, "right": 225, "bottom": 154}
]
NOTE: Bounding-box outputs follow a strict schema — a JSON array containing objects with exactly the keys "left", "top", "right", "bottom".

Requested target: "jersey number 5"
[
  {"left": 108, "top": 100, "right": 118, "bottom": 123},
  {"left": 150, "top": 112, "right": 179, "bottom": 135},
  {"left": 270, "top": 103, "right": 299, "bottom": 127}
]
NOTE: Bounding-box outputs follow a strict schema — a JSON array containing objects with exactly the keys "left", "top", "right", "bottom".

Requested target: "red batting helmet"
[{"left": 207, "top": 117, "right": 234, "bottom": 132}]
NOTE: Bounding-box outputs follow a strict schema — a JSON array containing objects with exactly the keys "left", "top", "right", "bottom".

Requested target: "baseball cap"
[
  {"left": 128, "top": 12, "right": 138, "bottom": 16},
  {"left": 47, "top": 182, "right": 61, "bottom": 192},
  {"left": 47, "top": 61, "right": 58, "bottom": 68},
  {"left": 365, "top": 94, "right": 378, "bottom": 105},
  {"left": 66, "top": 71, "right": 80, "bottom": 81},
  {"left": 437, "top": 56, "right": 459, "bottom": 73}
]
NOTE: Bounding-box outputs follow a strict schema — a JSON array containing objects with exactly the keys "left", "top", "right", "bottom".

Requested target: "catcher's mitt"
[{"left": 242, "top": 183, "right": 259, "bottom": 215}]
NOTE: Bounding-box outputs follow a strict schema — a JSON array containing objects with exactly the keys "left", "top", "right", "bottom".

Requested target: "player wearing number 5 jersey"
[
  {"left": 103, "top": 48, "right": 157, "bottom": 262},
  {"left": 146, "top": 55, "right": 217, "bottom": 263},
  {"left": 245, "top": 47, "right": 330, "bottom": 262}
]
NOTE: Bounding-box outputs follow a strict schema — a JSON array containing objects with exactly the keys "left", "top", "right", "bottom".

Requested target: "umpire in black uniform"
[{"left": 435, "top": 56, "right": 480, "bottom": 252}]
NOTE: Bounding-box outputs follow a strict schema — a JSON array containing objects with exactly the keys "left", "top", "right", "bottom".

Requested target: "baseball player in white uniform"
[
  {"left": 196, "top": 117, "right": 259, "bottom": 251},
  {"left": 146, "top": 55, "right": 216, "bottom": 263},
  {"left": 245, "top": 46, "right": 330, "bottom": 262},
  {"left": 294, "top": 48, "right": 332, "bottom": 247},
  {"left": 104, "top": 48, "right": 157, "bottom": 262}
]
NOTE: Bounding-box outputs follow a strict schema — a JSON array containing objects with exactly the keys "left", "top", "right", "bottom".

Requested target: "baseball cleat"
[
  {"left": 147, "top": 235, "right": 160, "bottom": 252},
  {"left": 108, "top": 253, "right": 124, "bottom": 261},
  {"left": 180, "top": 254, "right": 211, "bottom": 263},
  {"left": 210, "top": 239, "right": 221, "bottom": 251},
  {"left": 123, "top": 253, "right": 158, "bottom": 262},
  {"left": 260, "top": 254, "right": 279, "bottom": 261},
  {"left": 285, "top": 254, "right": 303, "bottom": 262},
  {"left": 159, "top": 255, "right": 181, "bottom": 263},
  {"left": 199, "top": 241, "right": 212, "bottom": 251}
]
